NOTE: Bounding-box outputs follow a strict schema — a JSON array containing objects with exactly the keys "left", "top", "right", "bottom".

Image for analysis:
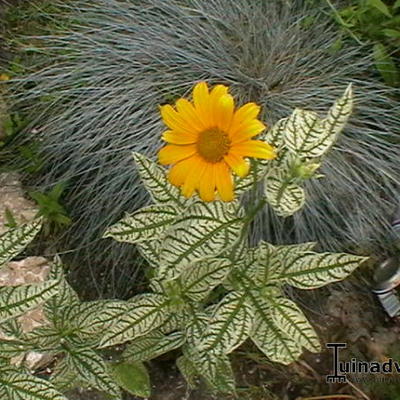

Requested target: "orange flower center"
[{"left": 197, "top": 128, "right": 231, "bottom": 163}]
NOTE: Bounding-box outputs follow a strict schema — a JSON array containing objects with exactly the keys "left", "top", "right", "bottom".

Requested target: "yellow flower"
[{"left": 158, "top": 82, "right": 276, "bottom": 202}]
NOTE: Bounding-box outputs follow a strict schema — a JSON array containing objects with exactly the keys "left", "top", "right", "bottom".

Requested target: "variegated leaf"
[
  {"left": 133, "top": 152, "right": 185, "bottom": 206},
  {"left": 62, "top": 301, "right": 131, "bottom": 345},
  {"left": 268, "top": 296, "right": 320, "bottom": 353},
  {"left": 44, "top": 256, "right": 79, "bottom": 320},
  {"left": 265, "top": 117, "right": 288, "bottom": 149},
  {"left": 189, "top": 349, "right": 236, "bottom": 393},
  {"left": 66, "top": 347, "right": 121, "bottom": 399},
  {"left": 224, "top": 247, "right": 259, "bottom": 291},
  {"left": 284, "top": 84, "right": 353, "bottom": 157},
  {"left": 158, "top": 201, "right": 243, "bottom": 280},
  {"left": 123, "top": 330, "right": 184, "bottom": 362},
  {"left": 99, "top": 294, "right": 170, "bottom": 348},
  {"left": 137, "top": 239, "right": 161, "bottom": 266},
  {"left": 199, "top": 292, "right": 253, "bottom": 355},
  {"left": 0, "top": 280, "right": 60, "bottom": 324},
  {"left": 256, "top": 241, "right": 317, "bottom": 284},
  {"left": 248, "top": 291, "right": 302, "bottom": 364},
  {"left": 322, "top": 84, "right": 353, "bottom": 144},
  {"left": 181, "top": 258, "right": 232, "bottom": 301},
  {"left": 103, "top": 204, "right": 177, "bottom": 244},
  {"left": 0, "top": 218, "right": 42, "bottom": 268},
  {"left": 284, "top": 109, "right": 324, "bottom": 156},
  {"left": 274, "top": 251, "right": 368, "bottom": 289},
  {"left": 55, "top": 300, "right": 112, "bottom": 338},
  {"left": 265, "top": 169, "right": 305, "bottom": 217},
  {"left": 24, "top": 325, "right": 61, "bottom": 350},
  {"left": 0, "top": 338, "right": 33, "bottom": 358},
  {"left": 160, "top": 311, "right": 188, "bottom": 334},
  {"left": 50, "top": 357, "right": 79, "bottom": 392},
  {"left": 176, "top": 355, "right": 198, "bottom": 388},
  {"left": 0, "top": 372, "right": 68, "bottom": 400}
]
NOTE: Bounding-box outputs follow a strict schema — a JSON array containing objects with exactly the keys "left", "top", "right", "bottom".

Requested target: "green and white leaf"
[
  {"left": 137, "top": 239, "right": 161, "bottom": 266},
  {"left": 50, "top": 357, "right": 79, "bottom": 392},
  {"left": 66, "top": 347, "right": 121, "bottom": 399},
  {"left": 320, "top": 83, "right": 353, "bottom": 151},
  {"left": 133, "top": 152, "right": 184, "bottom": 206},
  {"left": 44, "top": 256, "right": 79, "bottom": 320},
  {"left": 189, "top": 349, "right": 236, "bottom": 393},
  {"left": 0, "top": 372, "right": 68, "bottom": 400},
  {"left": 284, "top": 109, "right": 325, "bottom": 157},
  {"left": 159, "top": 311, "right": 187, "bottom": 334},
  {"left": 223, "top": 245, "right": 258, "bottom": 291},
  {"left": 283, "top": 85, "right": 353, "bottom": 158},
  {"left": 99, "top": 294, "right": 170, "bottom": 348},
  {"left": 269, "top": 296, "right": 320, "bottom": 353},
  {"left": 53, "top": 300, "right": 111, "bottom": 338},
  {"left": 265, "top": 169, "right": 305, "bottom": 217},
  {"left": 176, "top": 355, "right": 198, "bottom": 388},
  {"left": 256, "top": 241, "right": 316, "bottom": 284},
  {"left": 0, "top": 319, "right": 23, "bottom": 339},
  {"left": 249, "top": 292, "right": 302, "bottom": 364},
  {"left": 103, "top": 204, "right": 177, "bottom": 244},
  {"left": 82, "top": 301, "right": 130, "bottom": 336},
  {"left": 199, "top": 292, "right": 253, "bottom": 355},
  {"left": 0, "top": 280, "right": 60, "bottom": 324},
  {"left": 159, "top": 201, "right": 243, "bottom": 280},
  {"left": 265, "top": 117, "right": 288, "bottom": 149},
  {"left": 0, "top": 338, "right": 33, "bottom": 358},
  {"left": 123, "top": 330, "right": 184, "bottom": 362},
  {"left": 185, "top": 311, "right": 209, "bottom": 349},
  {"left": 0, "top": 218, "right": 42, "bottom": 268},
  {"left": 273, "top": 251, "right": 368, "bottom": 289},
  {"left": 24, "top": 325, "right": 61, "bottom": 350},
  {"left": 181, "top": 258, "right": 232, "bottom": 301}
]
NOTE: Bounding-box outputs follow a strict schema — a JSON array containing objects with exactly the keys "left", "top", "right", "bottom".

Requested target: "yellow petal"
[
  {"left": 224, "top": 153, "right": 250, "bottom": 178},
  {"left": 210, "top": 84, "right": 228, "bottom": 101},
  {"left": 168, "top": 157, "right": 195, "bottom": 186},
  {"left": 232, "top": 140, "right": 276, "bottom": 160},
  {"left": 209, "top": 85, "right": 229, "bottom": 127},
  {"left": 162, "top": 130, "right": 197, "bottom": 145},
  {"left": 215, "top": 162, "right": 234, "bottom": 202},
  {"left": 175, "top": 98, "right": 205, "bottom": 131},
  {"left": 158, "top": 144, "right": 197, "bottom": 165},
  {"left": 199, "top": 163, "right": 216, "bottom": 202},
  {"left": 215, "top": 94, "right": 234, "bottom": 133},
  {"left": 181, "top": 156, "right": 207, "bottom": 198},
  {"left": 193, "top": 82, "right": 211, "bottom": 126},
  {"left": 229, "top": 103, "right": 260, "bottom": 136},
  {"left": 231, "top": 120, "right": 266, "bottom": 144},
  {"left": 160, "top": 105, "right": 197, "bottom": 137}
]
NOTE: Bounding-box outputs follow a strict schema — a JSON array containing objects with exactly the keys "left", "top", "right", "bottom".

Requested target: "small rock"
[{"left": 0, "top": 172, "right": 38, "bottom": 234}]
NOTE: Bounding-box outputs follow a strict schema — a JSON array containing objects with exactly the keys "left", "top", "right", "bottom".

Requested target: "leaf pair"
[{"left": 264, "top": 84, "right": 353, "bottom": 216}]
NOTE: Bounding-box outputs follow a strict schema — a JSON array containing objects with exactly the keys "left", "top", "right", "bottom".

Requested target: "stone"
[{"left": 0, "top": 171, "right": 38, "bottom": 234}]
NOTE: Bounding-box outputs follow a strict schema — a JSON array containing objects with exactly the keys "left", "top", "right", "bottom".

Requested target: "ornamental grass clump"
[
  {"left": 9, "top": 0, "right": 400, "bottom": 297},
  {"left": 0, "top": 84, "right": 369, "bottom": 398}
]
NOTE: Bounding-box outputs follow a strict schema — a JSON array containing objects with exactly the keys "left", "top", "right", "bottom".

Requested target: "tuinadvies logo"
[{"left": 326, "top": 343, "right": 400, "bottom": 383}]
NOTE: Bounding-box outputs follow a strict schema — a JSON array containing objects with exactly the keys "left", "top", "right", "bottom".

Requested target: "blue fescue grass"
[{"left": 9, "top": 0, "right": 400, "bottom": 297}]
